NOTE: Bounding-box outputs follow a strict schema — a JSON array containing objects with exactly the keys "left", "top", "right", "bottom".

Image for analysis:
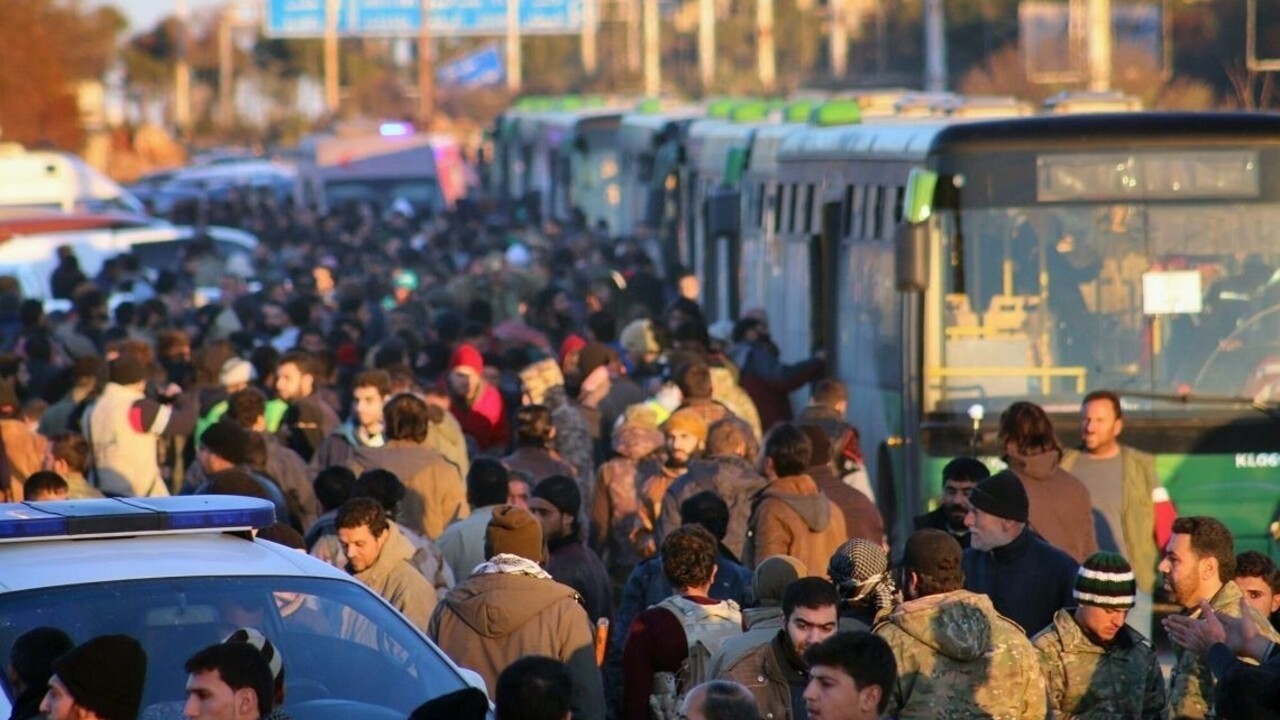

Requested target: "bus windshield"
[{"left": 929, "top": 201, "right": 1280, "bottom": 412}]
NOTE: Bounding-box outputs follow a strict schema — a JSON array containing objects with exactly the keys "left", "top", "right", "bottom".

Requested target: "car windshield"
[
  {"left": 929, "top": 200, "right": 1280, "bottom": 412},
  {"left": 0, "top": 576, "right": 467, "bottom": 719}
]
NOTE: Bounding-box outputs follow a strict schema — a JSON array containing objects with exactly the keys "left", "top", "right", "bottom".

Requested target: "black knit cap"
[
  {"left": 108, "top": 355, "right": 150, "bottom": 385},
  {"left": 967, "top": 470, "right": 1029, "bottom": 523},
  {"left": 532, "top": 474, "right": 582, "bottom": 516},
  {"left": 51, "top": 635, "right": 147, "bottom": 720},
  {"left": 201, "top": 420, "right": 250, "bottom": 465}
]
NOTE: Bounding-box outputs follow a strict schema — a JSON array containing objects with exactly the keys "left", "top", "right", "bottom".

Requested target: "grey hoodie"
[{"left": 656, "top": 454, "right": 768, "bottom": 560}]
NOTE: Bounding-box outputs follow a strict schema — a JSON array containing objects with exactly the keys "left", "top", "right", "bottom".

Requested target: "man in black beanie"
[
  {"left": 961, "top": 470, "right": 1079, "bottom": 635},
  {"left": 8, "top": 626, "right": 74, "bottom": 720},
  {"left": 531, "top": 475, "right": 614, "bottom": 625},
  {"left": 40, "top": 634, "right": 147, "bottom": 720}
]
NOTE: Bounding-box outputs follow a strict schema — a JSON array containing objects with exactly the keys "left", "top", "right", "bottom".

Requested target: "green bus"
[{"left": 755, "top": 111, "right": 1280, "bottom": 557}]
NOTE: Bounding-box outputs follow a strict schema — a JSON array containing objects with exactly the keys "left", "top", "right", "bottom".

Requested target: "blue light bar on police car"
[
  {"left": 379, "top": 122, "right": 412, "bottom": 137},
  {"left": 0, "top": 497, "right": 276, "bottom": 541}
]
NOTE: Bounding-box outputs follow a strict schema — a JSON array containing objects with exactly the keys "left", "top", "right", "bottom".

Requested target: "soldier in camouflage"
[
  {"left": 874, "top": 529, "right": 1048, "bottom": 720},
  {"left": 1158, "top": 516, "right": 1280, "bottom": 720},
  {"left": 1032, "top": 551, "right": 1167, "bottom": 719}
]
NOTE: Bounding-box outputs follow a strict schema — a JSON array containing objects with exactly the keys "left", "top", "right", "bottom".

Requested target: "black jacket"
[
  {"left": 962, "top": 527, "right": 1077, "bottom": 636},
  {"left": 913, "top": 506, "right": 972, "bottom": 550}
]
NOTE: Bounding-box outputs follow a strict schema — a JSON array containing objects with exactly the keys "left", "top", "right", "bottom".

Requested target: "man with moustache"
[
  {"left": 632, "top": 408, "right": 707, "bottom": 559},
  {"left": 912, "top": 457, "right": 990, "bottom": 550}
]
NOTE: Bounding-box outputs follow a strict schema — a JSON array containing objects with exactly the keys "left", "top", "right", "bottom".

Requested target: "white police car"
[{"left": 0, "top": 496, "right": 486, "bottom": 719}]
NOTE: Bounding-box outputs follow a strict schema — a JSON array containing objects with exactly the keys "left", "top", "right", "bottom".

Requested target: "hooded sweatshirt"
[
  {"left": 747, "top": 474, "right": 847, "bottom": 572},
  {"left": 429, "top": 571, "right": 606, "bottom": 720},
  {"left": 874, "top": 589, "right": 1048, "bottom": 719},
  {"left": 1004, "top": 446, "right": 1098, "bottom": 562},
  {"left": 656, "top": 454, "right": 769, "bottom": 561},
  {"left": 347, "top": 440, "right": 468, "bottom": 540}
]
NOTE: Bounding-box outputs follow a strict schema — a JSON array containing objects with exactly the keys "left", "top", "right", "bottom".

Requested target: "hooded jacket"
[
  {"left": 656, "top": 454, "right": 769, "bottom": 561},
  {"left": 1004, "top": 446, "right": 1098, "bottom": 562},
  {"left": 502, "top": 446, "right": 576, "bottom": 484},
  {"left": 428, "top": 572, "right": 606, "bottom": 720},
  {"left": 747, "top": 474, "right": 847, "bottom": 573},
  {"left": 875, "top": 589, "right": 1049, "bottom": 719},
  {"left": 1031, "top": 608, "right": 1167, "bottom": 719},
  {"left": 807, "top": 461, "right": 883, "bottom": 544},
  {"left": 589, "top": 424, "right": 665, "bottom": 575},
  {"left": 346, "top": 523, "right": 438, "bottom": 633},
  {"left": 347, "top": 440, "right": 468, "bottom": 540},
  {"left": 310, "top": 419, "right": 384, "bottom": 473}
]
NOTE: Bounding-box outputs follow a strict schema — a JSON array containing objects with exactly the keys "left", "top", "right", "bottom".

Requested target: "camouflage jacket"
[
  {"left": 1032, "top": 608, "right": 1167, "bottom": 719},
  {"left": 1168, "top": 580, "right": 1280, "bottom": 720},
  {"left": 875, "top": 589, "right": 1049, "bottom": 720}
]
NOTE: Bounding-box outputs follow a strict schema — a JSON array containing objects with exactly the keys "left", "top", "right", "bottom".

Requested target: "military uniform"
[
  {"left": 1168, "top": 580, "right": 1280, "bottom": 719},
  {"left": 1032, "top": 608, "right": 1167, "bottom": 719},
  {"left": 875, "top": 589, "right": 1049, "bottom": 719}
]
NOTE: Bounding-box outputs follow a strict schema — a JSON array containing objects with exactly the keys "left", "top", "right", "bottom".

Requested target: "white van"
[{"left": 0, "top": 143, "right": 145, "bottom": 214}]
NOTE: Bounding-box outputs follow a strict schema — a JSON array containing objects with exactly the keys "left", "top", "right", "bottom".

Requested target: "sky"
[{"left": 100, "top": 0, "right": 235, "bottom": 34}]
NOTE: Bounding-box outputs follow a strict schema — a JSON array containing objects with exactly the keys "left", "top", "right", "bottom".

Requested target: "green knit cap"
[{"left": 1074, "top": 551, "right": 1136, "bottom": 609}]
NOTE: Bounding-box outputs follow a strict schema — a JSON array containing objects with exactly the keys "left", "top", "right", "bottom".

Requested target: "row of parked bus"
[{"left": 489, "top": 90, "right": 1280, "bottom": 554}]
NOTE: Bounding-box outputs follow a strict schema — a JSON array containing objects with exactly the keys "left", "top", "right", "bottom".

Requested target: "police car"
[{"left": 0, "top": 497, "right": 486, "bottom": 719}]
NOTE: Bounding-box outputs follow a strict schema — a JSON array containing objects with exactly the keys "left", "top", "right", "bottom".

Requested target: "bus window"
[
  {"left": 893, "top": 187, "right": 906, "bottom": 223},
  {"left": 870, "top": 187, "right": 886, "bottom": 240},
  {"left": 787, "top": 184, "right": 799, "bottom": 234},
  {"left": 843, "top": 186, "right": 855, "bottom": 238},
  {"left": 851, "top": 186, "right": 866, "bottom": 240},
  {"left": 803, "top": 185, "right": 816, "bottom": 234},
  {"left": 774, "top": 184, "right": 785, "bottom": 233},
  {"left": 755, "top": 183, "right": 766, "bottom": 229}
]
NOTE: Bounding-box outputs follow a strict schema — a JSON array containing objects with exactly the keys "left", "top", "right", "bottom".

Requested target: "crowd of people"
[{"left": 4, "top": 190, "right": 1280, "bottom": 720}]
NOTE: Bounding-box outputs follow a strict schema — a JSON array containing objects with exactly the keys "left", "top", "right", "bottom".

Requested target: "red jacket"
[{"left": 451, "top": 384, "right": 509, "bottom": 453}]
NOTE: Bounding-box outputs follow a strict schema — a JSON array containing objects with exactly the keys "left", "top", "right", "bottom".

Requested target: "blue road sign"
[
  {"left": 437, "top": 46, "right": 504, "bottom": 87},
  {"left": 265, "top": 0, "right": 585, "bottom": 37}
]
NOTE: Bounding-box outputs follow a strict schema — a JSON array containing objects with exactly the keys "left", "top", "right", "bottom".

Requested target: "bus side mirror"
[{"left": 896, "top": 221, "right": 929, "bottom": 292}]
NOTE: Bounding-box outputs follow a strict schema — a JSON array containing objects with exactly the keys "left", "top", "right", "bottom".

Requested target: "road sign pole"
[
  {"left": 419, "top": 0, "right": 436, "bottom": 126},
  {"left": 175, "top": 0, "right": 191, "bottom": 132},
  {"left": 507, "top": 0, "right": 523, "bottom": 91},
  {"left": 698, "top": 0, "right": 715, "bottom": 89},
  {"left": 830, "top": 0, "right": 848, "bottom": 78},
  {"left": 325, "top": 0, "right": 341, "bottom": 114},
  {"left": 582, "top": 0, "right": 598, "bottom": 75},
  {"left": 219, "top": 7, "right": 234, "bottom": 130},
  {"left": 758, "top": 0, "right": 775, "bottom": 91},
  {"left": 643, "top": 0, "right": 660, "bottom": 95}
]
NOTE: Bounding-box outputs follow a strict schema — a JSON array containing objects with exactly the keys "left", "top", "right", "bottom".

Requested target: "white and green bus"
[{"left": 753, "top": 111, "right": 1280, "bottom": 556}]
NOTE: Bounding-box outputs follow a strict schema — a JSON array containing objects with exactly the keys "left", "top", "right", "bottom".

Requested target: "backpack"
[{"left": 648, "top": 595, "right": 742, "bottom": 720}]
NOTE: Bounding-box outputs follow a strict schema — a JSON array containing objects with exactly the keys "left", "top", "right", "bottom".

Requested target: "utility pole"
[
  {"left": 626, "top": 0, "right": 640, "bottom": 73},
  {"left": 507, "top": 0, "right": 522, "bottom": 91},
  {"left": 582, "top": 0, "right": 598, "bottom": 75},
  {"left": 758, "top": 0, "right": 775, "bottom": 91},
  {"left": 643, "top": 0, "right": 659, "bottom": 95},
  {"left": 419, "top": 0, "right": 435, "bottom": 126},
  {"left": 1086, "top": 0, "right": 1112, "bottom": 91},
  {"left": 923, "top": 0, "right": 946, "bottom": 91},
  {"left": 324, "top": 0, "right": 341, "bottom": 114},
  {"left": 698, "top": 0, "right": 715, "bottom": 90},
  {"left": 175, "top": 0, "right": 191, "bottom": 132},
  {"left": 830, "top": 0, "right": 847, "bottom": 78},
  {"left": 218, "top": 7, "right": 234, "bottom": 130}
]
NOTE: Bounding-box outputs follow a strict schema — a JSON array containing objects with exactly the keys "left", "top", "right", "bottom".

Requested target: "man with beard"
[
  {"left": 1157, "top": 516, "right": 1280, "bottom": 719},
  {"left": 912, "top": 457, "right": 990, "bottom": 550},
  {"left": 1032, "top": 552, "right": 1167, "bottom": 718},
  {"left": 633, "top": 408, "right": 707, "bottom": 559},
  {"left": 718, "top": 578, "right": 841, "bottom": 720},
  {"left": 530, "top": 474, "right": 614, "bottom": 625},
  {"left": 274, "top": 351, "right": 339, "bottom": 464}
]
